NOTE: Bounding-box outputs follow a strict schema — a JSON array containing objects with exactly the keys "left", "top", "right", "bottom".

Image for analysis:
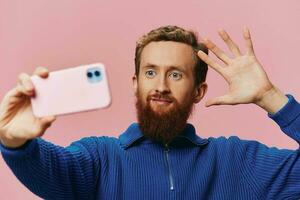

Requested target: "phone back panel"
[{"left": 30, "top": 63, "right": 111, "bottom": 117}]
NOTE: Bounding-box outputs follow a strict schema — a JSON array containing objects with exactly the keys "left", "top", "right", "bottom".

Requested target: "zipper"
[{"left": 164, "top": 143, "right": 174, "bottom": 191}]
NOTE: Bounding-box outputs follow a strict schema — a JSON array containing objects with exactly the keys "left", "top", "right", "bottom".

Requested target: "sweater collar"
[{"left": 119, "top": 122, "right": 208, "bottom": 149}]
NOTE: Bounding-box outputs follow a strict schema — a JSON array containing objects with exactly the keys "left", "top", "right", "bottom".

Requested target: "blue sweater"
[{"left": 1, "top": 94, "right": 300, "bottom": 200}]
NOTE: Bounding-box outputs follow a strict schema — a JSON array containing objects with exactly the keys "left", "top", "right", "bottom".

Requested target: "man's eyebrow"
[
  {"left": 142, "top": 64, "right": 158, "bottom": 69},
  {"left": 142, "top": 63, "right": 186, "bottom": 73}
]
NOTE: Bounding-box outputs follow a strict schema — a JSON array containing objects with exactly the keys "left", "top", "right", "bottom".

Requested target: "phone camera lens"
[
  {"left": 94, "top": 71, "right": 101, "bottom": 77},
  {"left": 87, "top": 72, "right": 93, "bottom": 78}
]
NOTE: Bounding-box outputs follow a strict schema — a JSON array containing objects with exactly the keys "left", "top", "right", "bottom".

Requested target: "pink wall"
[{"left": 0, "top": 0, "right": 299, "bottom": 199}]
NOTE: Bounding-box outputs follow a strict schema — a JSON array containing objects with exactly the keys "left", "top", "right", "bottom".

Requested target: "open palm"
[{"left": 197, "top": 27, "right": 274, "bottom": 107}]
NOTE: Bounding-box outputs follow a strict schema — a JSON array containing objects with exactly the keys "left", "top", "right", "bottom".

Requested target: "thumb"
[
  {"left": 39, "top": 115, "right": 56, "bottom": 130},
  {"left": 40, "top": 115, "right": 56, "bottom": 125},
  {"left": 36, "top": 116, "right": 56, "bottom": 137},
  {"left": 205, "top": 95, "right": 234, "bottom": 107}
]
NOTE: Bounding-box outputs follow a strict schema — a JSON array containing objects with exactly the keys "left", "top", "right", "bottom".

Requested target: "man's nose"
[{"left": 155, "top": 77, "right": 170, "bottom": 94}]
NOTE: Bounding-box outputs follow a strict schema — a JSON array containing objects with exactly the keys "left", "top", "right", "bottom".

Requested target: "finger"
[
  {"left": 5, "top": 96, "right": 23, "bottom": 109},
  {"left": 218, "top": 29, "right": 241, "bottom": 57},
  {"left": 243, "top": 26, "right": 255, "bottom": 56},
  {"left": 14, "top": 83, "right": 34, "bottom": 98},
  {"left": 202, "top": 38, "right": 231, "bottom": 64},
  {"left": 205, "top": 95, "right": 234, "bottom": 107},
  {"left": 197, "top": 50, "right": 225, "bottom": 75},
  {"left": 4, "top": 86, "right": 24, "bottom": 99},
  {"left": 0, "top": 87, "right": 24, "bottom": 110},
  {"left": 0, "top": 91, "right": 29, "bottom": 119},
  {"left": 30, "top": 119, "right": 55, "bottom": 138},
  {"left": 37, "top": 116, "right": 56, "bottom": 136},
  {"left": 18, "top": 73, "right": 34, "bottom": 95},
  {"left": 33, "top": 67, "right": 49, "bottom": 78},
  {"left": 39, "top": 115, "right": 56, "bottom": 126}
]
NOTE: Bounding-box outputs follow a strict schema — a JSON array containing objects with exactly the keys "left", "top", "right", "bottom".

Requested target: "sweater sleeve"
[
  {"left": 238, "top": 94, "right": 300, "bottom": 199},
  {"left": 0, "top": 136, "right": 103, "bottom": 200},
  {"left": 268, "top": 94, "right": 300, "bottom": 145}
]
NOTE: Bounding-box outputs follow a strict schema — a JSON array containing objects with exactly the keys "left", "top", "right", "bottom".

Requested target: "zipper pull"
[{"left": 165, "top": 143, "right": 170, "bottom": 152}]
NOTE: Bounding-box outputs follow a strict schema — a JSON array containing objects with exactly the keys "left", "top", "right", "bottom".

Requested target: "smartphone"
[{"left": 30, "top": 63, "right": 112, "bottom": 117}]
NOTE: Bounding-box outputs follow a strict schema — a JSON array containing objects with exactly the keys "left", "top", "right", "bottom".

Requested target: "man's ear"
[
  {"left": 193, "top": 82, "right": 208, "bottom": 103},
  {"left": 132, "top": 75, "right": 138, "bottom": 94}
]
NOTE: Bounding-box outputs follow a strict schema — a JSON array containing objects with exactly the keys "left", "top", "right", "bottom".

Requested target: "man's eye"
[
  {"left": 169, "top": 72, "right": 182, "bottom": 80},
  {"left": 145, "top": 70, "right": 156, "bottom": 78}
]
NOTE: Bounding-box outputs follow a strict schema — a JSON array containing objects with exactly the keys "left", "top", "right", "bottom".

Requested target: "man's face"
[{"left": 133, "top": 41, "right": 207, "bottom": 144}]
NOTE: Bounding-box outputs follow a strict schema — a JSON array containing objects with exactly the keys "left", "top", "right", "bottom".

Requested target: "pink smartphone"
[{"left": 30, "top": 63, "right": 112, "bottom": 117}]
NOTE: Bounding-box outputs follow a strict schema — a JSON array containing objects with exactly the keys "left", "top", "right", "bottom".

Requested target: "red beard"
[{"left": 135, "top": 89, "right": 195, "bottom": 145}]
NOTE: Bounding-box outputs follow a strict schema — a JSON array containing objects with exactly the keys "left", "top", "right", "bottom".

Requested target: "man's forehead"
[{"left": 140, "top": 41, "right": 196, "bottom": 71}]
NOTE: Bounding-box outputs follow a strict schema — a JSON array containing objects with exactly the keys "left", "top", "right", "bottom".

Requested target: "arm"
[
  {"left": 238, "top": 96, "right": 300, "bottom": 198},
  {"left": 235, "top": 136, "right": 300, "bottom": 199},
  {"left": 198, "top": 27, "right": 300, "bottom": 198},
  {"left": 0, "top": 67, "right": 101, "bottom": 199},
  {"left": 0, "top": 136, "right": 102, "bottom": 199},
  {"left": 268, "top": 94, "right": 300, "bottom": 144}
]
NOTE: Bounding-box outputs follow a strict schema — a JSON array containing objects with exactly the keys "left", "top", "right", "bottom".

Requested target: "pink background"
[{"left": 0, "top": 0, "right": 299, "bottom": 199}]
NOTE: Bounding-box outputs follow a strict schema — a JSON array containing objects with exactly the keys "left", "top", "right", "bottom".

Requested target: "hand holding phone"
[
  {"left": 0, "top": 63, "right": 111, "bottom": 148},
  {"left": 30, "top": 63, "right": 112, "bottom": 117},
  {"left": 0, "top": 67, "right": 55, "bottom": 148}
]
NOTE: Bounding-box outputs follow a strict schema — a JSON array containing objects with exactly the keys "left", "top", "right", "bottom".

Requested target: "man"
[{"left": 0, "top": 25, "right": 299, "bottom": 199}]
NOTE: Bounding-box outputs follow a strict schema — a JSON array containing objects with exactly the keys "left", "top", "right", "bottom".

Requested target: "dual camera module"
[{"left": 86, "top": 67, "right": 102, "bottom": 83}]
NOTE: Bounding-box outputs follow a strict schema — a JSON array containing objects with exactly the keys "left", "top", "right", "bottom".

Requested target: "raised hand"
[
  {"left": 197, "top": 27, "right": 278, "bottom": 108},
  {"left": 0, "top": 67, "right": 56, "bottom": 148}
]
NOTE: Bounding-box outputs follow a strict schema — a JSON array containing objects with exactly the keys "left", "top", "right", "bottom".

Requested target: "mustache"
[{"left": 146, "top": 93, "right": 175, "bottom": 102}]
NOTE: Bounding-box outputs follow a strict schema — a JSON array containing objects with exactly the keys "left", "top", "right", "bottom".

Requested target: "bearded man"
[{"left": 1, "top": 25, "right": 300, "bottom": 199}]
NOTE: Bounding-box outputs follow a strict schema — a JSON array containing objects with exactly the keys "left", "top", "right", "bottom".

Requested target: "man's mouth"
[{"left": 151, "top": 98, "right": 173, "bottom": 105}]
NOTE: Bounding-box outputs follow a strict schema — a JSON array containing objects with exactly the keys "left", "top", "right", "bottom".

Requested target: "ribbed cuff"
[
  {"left": 268, "top": 94, "right": 300, "bottom": 128},
  {"left": 0, "top": 139, "right": 38, "bottom": 158}
]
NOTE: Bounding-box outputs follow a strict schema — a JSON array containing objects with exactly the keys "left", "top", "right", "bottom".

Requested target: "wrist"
[
  {"left": 0, "top": 137, "right": 27, "bottom": 148},
  {"left": 255, "top": 86, "right": 289, "bottom": 114}
]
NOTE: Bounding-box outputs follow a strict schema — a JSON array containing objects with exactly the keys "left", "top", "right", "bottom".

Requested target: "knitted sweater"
[{"left": 1, "top": 94, "right": 300, "bottom": 200}]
